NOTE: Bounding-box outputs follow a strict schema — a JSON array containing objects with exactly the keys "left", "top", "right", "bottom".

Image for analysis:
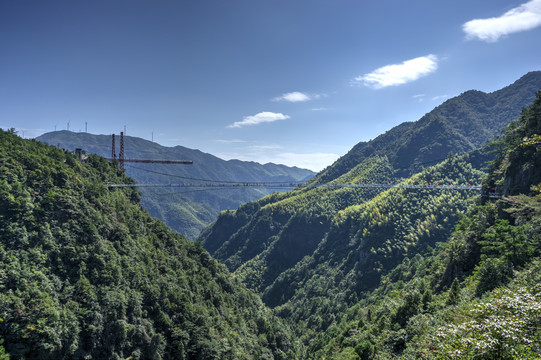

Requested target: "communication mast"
[
  {"left": 110, "top": 133, "right": 193, "bottom": 167},
  {"left": 119, "top": 132, "right": 125, "bottom": 169},
  {"left": 111, "top": 134, "right": 116, "bottom": 160}
]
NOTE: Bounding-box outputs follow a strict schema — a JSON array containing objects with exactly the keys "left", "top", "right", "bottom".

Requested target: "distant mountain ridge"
[
  {"left": 36, "top": 131, "right": 315, "bottom": 239},
  {"left": 37, "top": 131, "right": 313, "bottom": 182}
]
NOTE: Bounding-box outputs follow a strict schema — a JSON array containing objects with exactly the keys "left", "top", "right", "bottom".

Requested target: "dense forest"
[
  {"left": 206, "top": 88, "right": 541, "bottom": 359},
  {"left": 0, "top": 129, "right": 298, "bottom": 359},
  {"left": 307, "top": 88, "right": 541, "bottom": 359},
  {"left": 199, "top": 74, "right": 541, "bottom": 358}
]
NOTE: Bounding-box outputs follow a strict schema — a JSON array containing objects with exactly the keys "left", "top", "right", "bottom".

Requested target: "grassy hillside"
[
  {"left": 0, "top": 129, "right": 297, "bottom": 359},
  {"left": 36, "top": 132, "right": 314, "bottom": 239}
]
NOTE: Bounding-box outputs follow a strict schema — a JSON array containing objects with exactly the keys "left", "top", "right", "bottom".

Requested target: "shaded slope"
[
  {"left": 201, "top": 156, "right": 394, "bottom": 289},
  {"left": 268, "top": 156, "right": 484, "bottom": 319},
  {"left": 202, "top": 150, "right": 484, "bottom": 339},
  {"left": 36, "top": 131, "right": 314, "bottom": 239},
  {"left": 0, "top": 130, "right": 297, "bottom": 359},
  {"left": 485, "top": 89, "right": 541, "bottom": 196}
]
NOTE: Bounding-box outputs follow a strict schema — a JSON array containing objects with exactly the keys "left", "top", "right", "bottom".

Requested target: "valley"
[{"left": 36, "top": 132, "right": 315, "bottom": 240}]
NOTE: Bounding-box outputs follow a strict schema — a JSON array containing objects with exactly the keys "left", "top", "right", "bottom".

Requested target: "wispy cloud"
[
  {"left": 463, "top": 0, "right": 541, "bottom": 42},
  {"left": 215, "top": 139, "right": 247, "bottom": 144},
  {"left": 272, "top": 91, "right": 327, "bottom": 103},
  {"left": 227, "top": 112, "right": 290, "bottom": 128},
  {"left": 413, "top": 94, "right": 426, "bottom": 102},
  {"left": 311, "top": 107, "right": 330, "bottom": 111},
  {"left": 273, "top": 91, "right": 311, "bottom": 102},
  {"left": 352, "top": 55, "right": 438, "bottom": 89},
  {"left": 412, "top": 94, "right": 450, "bottom": 103},
  {"left": 250, "top": 144, "right": 283, "bottom": 150},
  {"left": 432, "top": 94, "right": 450, "bottom": 102}
]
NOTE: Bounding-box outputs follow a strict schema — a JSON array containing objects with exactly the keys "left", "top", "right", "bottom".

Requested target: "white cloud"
[
  {"left": 215, "top": 139, "right": 247, "bottom": 144},
  {"left": 352, "top": 55, "right": 438, "bottom": 89},
  {"left": 413, "top": 94, "right": 426, "bottom": 102},
  {"left": 250, "top": 144, "right": 283, "bottom": 150},
  {"left": 463, "top": 0, "right": 541, "bottom": 42},
  {"left": 227, "top": 112, "right": 290, "bottom": 128},
  {"left": 272, "top": 92, "right": 328, "bottom": 102},
  {"left": 413, "top": 94, "right": 450, "bottom": 103},
  {"left": 311, "top": 107, "right": 330, "bottom": 111},
  {"left": 272, "top": 91, "right": 312, "bottom": 102},
  {"left": 432, "top": 94, "right": 450, "bottom": 102}
]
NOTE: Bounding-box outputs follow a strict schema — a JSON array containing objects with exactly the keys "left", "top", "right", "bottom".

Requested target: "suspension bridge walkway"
[{"left": 106, "top": 181, "right": 483, "bottom": 191}]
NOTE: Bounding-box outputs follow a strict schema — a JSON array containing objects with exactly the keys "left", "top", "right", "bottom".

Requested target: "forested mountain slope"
[
  {"left": 0, "top": 129, "right": 298, "bottom": 359},
  {"left": 264, "top": 155, "right": 483, "bottom": 319},
  {"left": 36, "top": 131, "right": 314, "bottom": 239},
  {"left": 201, "top": 72, "right": 540, "bottom": 301},
  {"left": 200, "top": 150, "right": 486, "bottom": 356},
  {"left": 316, "top": 71, "right": 541, "bottom": 182},
  {"left": 309, "top": 89, "right": 541, "bottom": 360},
  {"left": 199, "top": 72, "right": 541, "bottom": 355}
]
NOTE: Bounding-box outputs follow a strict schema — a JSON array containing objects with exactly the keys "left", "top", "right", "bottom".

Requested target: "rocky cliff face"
[{"left": 503, "top": 161, "right": 541, "bottom": 195}]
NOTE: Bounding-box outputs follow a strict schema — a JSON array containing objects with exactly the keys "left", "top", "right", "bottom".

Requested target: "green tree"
[
  {"left": 474, "top": 257, "right": 513, "bottom": 297},
  {"left": 479, "top": 219, "right": 532, "bottom": 266},
  {"left": 0, "top": 129, "right": 298, "bottom": 359},
  {"left": 0, "top": 318, "right": 8, "bottom": 360},
  {"left": 355, "top": 339, "right": 374, "bottom": 360},
  {"left": 447, "top": 278, "right": 461, "bottom": 305}
]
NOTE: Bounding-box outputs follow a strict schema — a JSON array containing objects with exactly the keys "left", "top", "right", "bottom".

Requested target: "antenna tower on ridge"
[
  {"left": 109, "top": 133, "right": 192, "bottom": 167},
  {"left": 111, "top": 134, "right": 116, "bottom": 160},
  {"left": 119, "top": 131, "right": 125, "bottom": 169}
]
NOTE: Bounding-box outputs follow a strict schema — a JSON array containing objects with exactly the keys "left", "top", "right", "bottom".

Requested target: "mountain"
[
  {"left": 0, "top": 129, "right": 298, "bottom": 359},
  {"left": 36, "top": 132, "right": 315, "bottom": 239},
  {"left": 199, "top": 72, "right": 541, "bottom": 341},
  {"left": 204, "top": 153, "right": 485, "bottom": 313},
  {"left": 309, "top": 89, "right": 541, "bottom": 359},
  {"left": 316, "top": 71, "right": 541, "bottom": 182}
]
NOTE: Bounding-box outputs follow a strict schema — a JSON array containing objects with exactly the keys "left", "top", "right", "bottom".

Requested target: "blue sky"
[{"left": 1, "top": 0, "right": 541, "bottom": 171}]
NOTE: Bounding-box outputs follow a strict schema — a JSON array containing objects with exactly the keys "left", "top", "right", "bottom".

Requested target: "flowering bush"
[{"left": 434, "top": 285, "right": 541, "bottom": 359}]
